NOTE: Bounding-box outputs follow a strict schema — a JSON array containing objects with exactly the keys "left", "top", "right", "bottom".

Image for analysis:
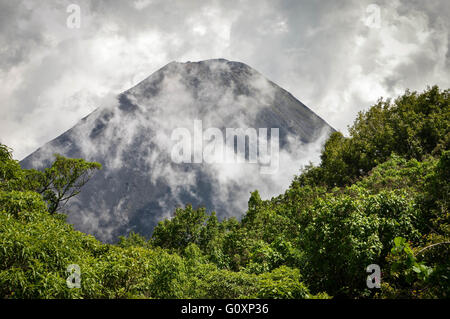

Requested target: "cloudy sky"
[{"left": 1, "top": 0, "right": 449, "bottom": 160}]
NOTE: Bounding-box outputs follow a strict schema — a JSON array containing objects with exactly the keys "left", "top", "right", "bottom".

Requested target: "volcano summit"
[{"left": 21, "top": 59, "right": 334, "bottom": 242}]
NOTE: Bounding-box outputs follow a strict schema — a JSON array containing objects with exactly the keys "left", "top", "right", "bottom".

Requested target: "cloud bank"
[{"left": 0, "top": 0, "right": 448, "bottom": 161}]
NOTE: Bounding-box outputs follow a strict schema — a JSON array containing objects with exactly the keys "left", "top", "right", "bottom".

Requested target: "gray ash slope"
[{"left": 21, "top": 59, "right": 334, "bottom": 242}]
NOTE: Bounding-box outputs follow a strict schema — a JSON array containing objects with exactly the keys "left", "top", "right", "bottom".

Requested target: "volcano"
[{"left": 20, "top": 59, "right": 334, "bottom": 242}]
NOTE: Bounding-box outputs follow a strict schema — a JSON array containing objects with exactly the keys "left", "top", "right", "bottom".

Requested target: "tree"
[
  {"left": 151, "top": 205, "right": 209, "bottom": 250},
  {"left": 25, "top": 154, "right": 101, "bottom": 214},
  {"left": 0, "top": 144, "right": 26, "bottom": 192},
  {"left": 293, "top": 86, "right": 450, "bottom": 189}
]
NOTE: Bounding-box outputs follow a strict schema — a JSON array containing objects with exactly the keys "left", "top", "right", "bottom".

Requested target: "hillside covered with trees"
[{"left": 0, "top": 86, "right": 448, "bottom": 298}]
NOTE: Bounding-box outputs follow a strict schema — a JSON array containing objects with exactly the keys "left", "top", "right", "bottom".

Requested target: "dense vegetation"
[{"left": 0, "top": 86, "right": 448, "bottom": 298}]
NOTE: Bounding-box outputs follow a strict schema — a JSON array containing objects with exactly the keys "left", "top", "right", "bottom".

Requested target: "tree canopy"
[{"left": 0, "top": 85, "right": 448, "bottom": 298}]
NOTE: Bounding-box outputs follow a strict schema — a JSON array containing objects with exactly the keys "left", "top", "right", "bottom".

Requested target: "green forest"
[{"left": 0, "top": 86, "right": 448, "bottom": 299}]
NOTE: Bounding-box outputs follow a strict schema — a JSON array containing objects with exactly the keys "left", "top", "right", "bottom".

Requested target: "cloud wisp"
[{"left": 19, "top": 59, "right": 333, "bottom": 241}]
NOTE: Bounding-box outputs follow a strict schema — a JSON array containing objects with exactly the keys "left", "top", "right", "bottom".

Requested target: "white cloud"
[{"left": 0, "top": 0, "right": 448, "bottom": 160}]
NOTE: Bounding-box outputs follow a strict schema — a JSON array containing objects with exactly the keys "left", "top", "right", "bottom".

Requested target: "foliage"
[
  {"left": 294, "top": 86, "right": 449, "bottom": 188},
  {"left": 25, "top": 155, "right": 102, "bottom": 214},
  {"left": 0, "top": 85, "right": 448, "bottom": 299}
]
